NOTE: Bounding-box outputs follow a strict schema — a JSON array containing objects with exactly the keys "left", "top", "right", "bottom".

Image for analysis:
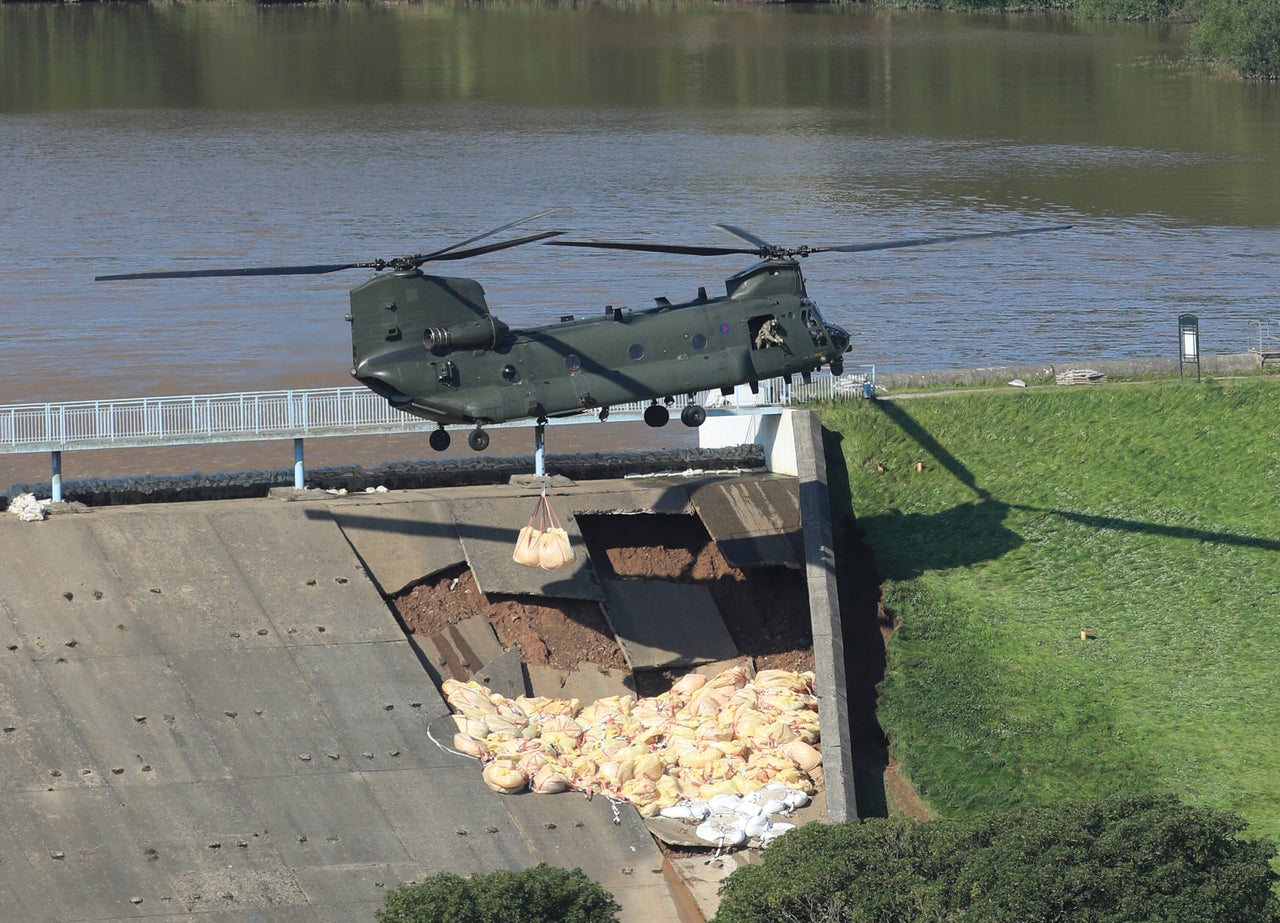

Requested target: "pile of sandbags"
[
  {"left": 660, "top": 785, "right": 808, "bottom": 849},
  {"left": 7, "top": 492, "right": 47, "bottom": 522},
  {"left": 442, "top": 664, "right": 822, "bottom": 819}
]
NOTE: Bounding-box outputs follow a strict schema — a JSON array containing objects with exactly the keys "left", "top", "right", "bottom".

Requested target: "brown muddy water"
[{"left": 3, "top": 2, "right": 1278, "bottom": 488}]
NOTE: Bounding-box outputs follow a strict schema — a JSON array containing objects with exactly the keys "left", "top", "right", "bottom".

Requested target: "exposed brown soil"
[
  {"left": 391, "top": 512, "right": 813, "bottom": 682},
  {"left": 393, "top": 566, "right": 629, "bottom": 673}
]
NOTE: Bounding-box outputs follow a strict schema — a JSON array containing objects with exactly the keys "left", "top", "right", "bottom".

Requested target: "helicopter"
[{"left": 97, "top": 215, "right": 1070, "bottom": 452}]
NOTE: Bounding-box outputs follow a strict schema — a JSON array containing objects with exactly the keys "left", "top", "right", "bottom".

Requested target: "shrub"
[
  {"left": 377, "top": 864, "right": 620, "bottom": 923},
  {"left": 713, "top": 794, "right": 1280, "bottom": 923},
  {"left": 1190, "top": 0, "right": 1280, "bottom": 77}
]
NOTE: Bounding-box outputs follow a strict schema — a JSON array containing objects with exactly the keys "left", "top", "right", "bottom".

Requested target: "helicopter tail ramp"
[{"left": 0, "top": 499, "right": 677, "bottom": 923}]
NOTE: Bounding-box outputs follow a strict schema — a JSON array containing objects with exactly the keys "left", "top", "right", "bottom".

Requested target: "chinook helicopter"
[{"left": 97, "top": 215, "right": 1069, "bottom": 452}]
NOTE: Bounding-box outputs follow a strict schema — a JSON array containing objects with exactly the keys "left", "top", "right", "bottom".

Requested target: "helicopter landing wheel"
[
  {"left": 680, "top": 404, "right": 707, "bottom": 428},
  {"left": 643, "top": 403, "right": 670, "bottom": 428},
  {"left": 429, "top": 427, "right": 451, "bottom": 452},
  {"left": 598, "top": 407, "right": 610, "bottom": 421},
  {"left": 468, "top": 427, "right": 490, "bottom": 452},
  {"left": 830, "top": 358, "right": 844, "bottom": 377}
]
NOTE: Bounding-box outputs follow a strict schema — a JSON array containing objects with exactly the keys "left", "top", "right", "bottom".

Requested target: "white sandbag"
[
  {"left": 742, "top": 813, "right": 773, "bottom": 839},
  {"left": 783, "top": 789, "right": 810, "bottom": 811},
  {"left": 696, "top": 815, "right": 747, "bottom": 847},
  {"left": 707, "top": 792, "right": 743, "bottom": 813},
  {"left": 660, "top": 800, "right": 711, "bottom": 821}
]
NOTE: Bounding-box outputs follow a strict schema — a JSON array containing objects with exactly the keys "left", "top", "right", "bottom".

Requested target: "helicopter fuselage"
[{"left": 349, "top": 257, "right": 851, "bottom": 427}]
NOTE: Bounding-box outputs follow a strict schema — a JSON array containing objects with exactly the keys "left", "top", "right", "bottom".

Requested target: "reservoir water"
[{"left": 2, "top": 2, "right": 1277, "bottom": 487}]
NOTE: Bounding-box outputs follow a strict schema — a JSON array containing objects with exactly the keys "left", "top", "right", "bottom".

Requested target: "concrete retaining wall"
[
  {"left": 700, "top": 409, "right": 857, "bottom": 823},
  {"left": 3, "top": 446, "right": 765, "bottom": 509}
]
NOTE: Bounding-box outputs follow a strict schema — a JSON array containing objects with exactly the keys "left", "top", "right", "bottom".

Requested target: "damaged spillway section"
[
  {"left": 388, "top": 512, "right": 814, "bottom": 690},
  {"left": 378, "top": 503, "right": 827, "bottom": 847}
]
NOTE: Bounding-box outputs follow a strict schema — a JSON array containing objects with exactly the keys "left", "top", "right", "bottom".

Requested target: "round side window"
[
  {"left": 501, "top": 364, "right": 520, "bottom": 382},
  {"left": 629, "top": 344, "right": 645, "bottom": 361},
  {"left": 691, "top": 333, "right": 707, "bottom": 351},
  {"left": 565, "top": 354, "right": 582, "bottom": 371}
]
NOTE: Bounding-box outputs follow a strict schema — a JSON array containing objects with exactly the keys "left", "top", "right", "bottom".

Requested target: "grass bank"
[{"left": 821, "top": 376, "right": 1280, "bottom": 852}]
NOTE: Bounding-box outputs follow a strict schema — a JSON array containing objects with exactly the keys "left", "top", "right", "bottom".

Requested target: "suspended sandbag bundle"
[{"left": 512, "top": 490, "right": 575, "bottom": 570}]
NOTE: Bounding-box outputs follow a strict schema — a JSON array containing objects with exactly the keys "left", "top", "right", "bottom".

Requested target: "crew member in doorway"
[{"left": 754, "top": 318, "right": 784, "bottom": 349}]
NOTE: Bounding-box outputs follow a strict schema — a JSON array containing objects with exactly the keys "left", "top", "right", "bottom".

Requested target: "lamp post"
[{"left": 1179, "top": 314, "right": 1200, "bottom": 382}]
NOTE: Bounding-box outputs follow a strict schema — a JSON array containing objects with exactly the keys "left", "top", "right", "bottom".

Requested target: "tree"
[
  {"left": 377, "top": 864, "right": 620, "bottom": 923},
  {"left": 713, "top": 794, "right": 1280, "bottom": 923}
]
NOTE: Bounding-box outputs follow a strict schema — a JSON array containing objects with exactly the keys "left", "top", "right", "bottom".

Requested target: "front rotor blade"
[
  {"left": 548, "top": 240, "right": 760, "bottom": 257},
  {"left": 818, "top": 225, "right": 1072, "bottom": 255},
  {"left": 715, "top": 223, "right": 773, "bottom": 250},
  {"left": 95, "top": 261, "right": 377, "bottom": 282},
  {"left": 423, "top": 230, "right": 565, "bottom": 263},
  {"left": 410, "top": 209, "right": 560, "bottom": 264}
]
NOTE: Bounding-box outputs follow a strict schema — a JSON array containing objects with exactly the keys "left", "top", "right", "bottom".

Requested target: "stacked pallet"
[{"left": 1055, "top": 368, "right": 1107, "bottom": 386}]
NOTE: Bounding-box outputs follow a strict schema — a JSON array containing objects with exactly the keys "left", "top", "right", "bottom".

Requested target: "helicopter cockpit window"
[
  {"left": 628, "top": 344, "right": 645, "bottom": 361},
  {"left": 565, "top": 354, "right": 582, "bottom": 372},
  {"left": 800, "top": 301, "right": 829, "bottom": 348}
]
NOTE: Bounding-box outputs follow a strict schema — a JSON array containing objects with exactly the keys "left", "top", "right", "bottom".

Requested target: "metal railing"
[
  {"left": 1, "top": 388, "right": 440, "bottom": 454},
  {"left": 1, "top": 367, "right": 875, "bottom": 501},
  {"left": 0, "top": 367, "right": 875, "bottom": 457}
]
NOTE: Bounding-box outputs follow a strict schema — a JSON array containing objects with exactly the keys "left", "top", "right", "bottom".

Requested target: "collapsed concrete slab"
[{"left": 600, "top": 579, "right": 738, "bottom": 671}]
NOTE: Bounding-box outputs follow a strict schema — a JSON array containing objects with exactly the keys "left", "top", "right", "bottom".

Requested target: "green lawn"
[{"left": 821, "top": 377, "right": 1280, "bottom": 851}]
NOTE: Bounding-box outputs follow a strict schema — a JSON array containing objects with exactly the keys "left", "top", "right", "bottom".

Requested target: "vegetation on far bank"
[
  {"left": 821, "top": 376, "right": 1280, "bottom": 851},
  {"left": 881, "top": 0, "right": 1279, "bottom": 78}
]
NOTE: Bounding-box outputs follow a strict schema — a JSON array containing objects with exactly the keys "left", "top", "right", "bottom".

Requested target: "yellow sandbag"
[
  {"left": 538, "top": 527, "right": 575, "bottom": 570},
  {"left": 513, "top": 491, "right": 573, "bottom": 569},
  {"left": 784, "top": 739, "right": 823, "bottom": 772},
  {"left": 482, "top": 760, "right": 527, "bottom": 795},
  {"left": 513, "top": 524, "right": 542, "bottom": 566},
  {"left": 453, "top": 732, "right": 489, "bottom": 760},
  {"left": 670, "top": 672, "right": 708, "bottom": 696},
  {"left": 633, "top": 752, "right": 666, "bottom": 781},
  {"left": 531, "top": 764, "right": 569, "bottom": 794}
]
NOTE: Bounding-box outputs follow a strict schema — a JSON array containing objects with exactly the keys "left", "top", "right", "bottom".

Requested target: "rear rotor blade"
[
  {"left": 548, "top": 224, "right": 1071, "bottom": 262},
  {"left": 816, "top": 225, "right": 1073, "bottom": 255},
  {"left": 548, "top": 240, "right": 761, "bottom": 257}
]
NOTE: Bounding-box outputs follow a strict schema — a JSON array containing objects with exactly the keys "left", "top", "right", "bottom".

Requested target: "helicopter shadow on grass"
[
  {"left": 852, "top": 399, "right": 1023, "bottom": 582},
  {"left": 824, "top": 397, "right": 1280, "bottom": 819},
  {"left": 863, "top": 398, "right": 1280, "bottom": 574}
]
